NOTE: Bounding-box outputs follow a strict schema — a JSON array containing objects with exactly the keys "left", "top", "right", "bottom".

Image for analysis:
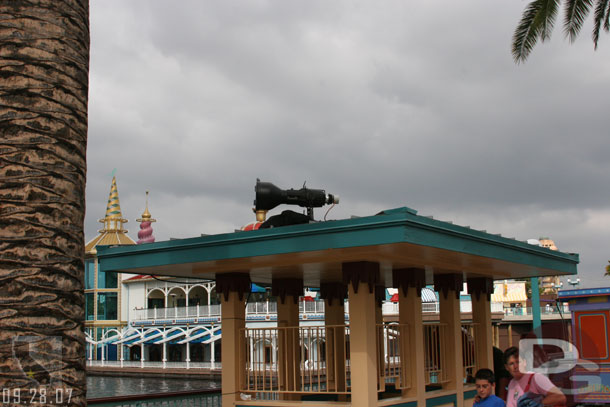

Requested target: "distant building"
[
  {"left": 84, "top": 176, "right": 136, "bottom": 361},
  {"left": 539, "top": 237, "right": 561, "bottom": 293}
]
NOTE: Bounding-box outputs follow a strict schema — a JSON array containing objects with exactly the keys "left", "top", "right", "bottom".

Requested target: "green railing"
[{"left": 87, "top": 389, "right": 221, "bottom": 407}]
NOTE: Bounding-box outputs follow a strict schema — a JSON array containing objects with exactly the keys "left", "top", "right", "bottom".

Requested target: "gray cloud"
[{"left": 86, "top": 0, "right": 610, "bottom": 288}]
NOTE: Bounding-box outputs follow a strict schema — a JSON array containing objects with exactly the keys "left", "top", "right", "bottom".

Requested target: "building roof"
[
  {"left": 85, "top": 176, "right": 136, "bottom": 254},
  {"left": 558, "top": 287, "right": 610, "bottom": 299},
  {"left": 97, "top": 206, "right": 579, "bottom": 287},
  {"left": 490, "top": 291, "right": 528, "bottom": 303}
]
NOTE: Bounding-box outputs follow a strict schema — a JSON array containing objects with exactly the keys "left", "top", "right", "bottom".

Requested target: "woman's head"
[{"left": 504, "top": 346, "right": 527, "bottom": 379}]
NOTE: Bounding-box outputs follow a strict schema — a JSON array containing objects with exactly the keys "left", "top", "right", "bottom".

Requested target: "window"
[
  {"left": 85, "top": 293, "right": 94, "bottom": 320},
  {"left": 148, "top": 298, "right": 164, "bottom": 309},
  {"left": 97, "top": 292, "right": 118, "bottom": 320},
  {"left": 98, "top": 270, "right": 118, "bottom": 289},
  {"left": 85, "top": 260, "right": 95, "bottom": 289}
]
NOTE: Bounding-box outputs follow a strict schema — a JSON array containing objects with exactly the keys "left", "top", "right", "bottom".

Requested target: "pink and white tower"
[{"left": 136, "top": 191, "right": 156, "bottom": 244}]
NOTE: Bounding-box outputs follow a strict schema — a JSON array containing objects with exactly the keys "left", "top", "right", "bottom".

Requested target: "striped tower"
[
  {"left": 101, "top": 176, "right": 127, "bottom": 232},
  {"left": 136, "top": 191, "right": 156, "bottom": 244},
  {"left": 85, "top": 175, "right": 135, "bottom": 254}
]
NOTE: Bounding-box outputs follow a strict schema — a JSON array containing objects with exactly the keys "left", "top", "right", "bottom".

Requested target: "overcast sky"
[{"left": 86, "top": 0, "right": 610, "bottom": 289}]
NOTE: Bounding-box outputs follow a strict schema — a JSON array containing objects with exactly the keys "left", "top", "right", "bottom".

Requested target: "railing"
[
  {"left": 133, "top": 300, "right": 526, "bottom": 321},
  {"left": 502, "top": 305, "right": 570, "bottom": 317},
  {"left": 378, "top": 323, "right": 410, "bottom": 391},
  {"left": 87, "top": 360, "right": 220, "bottom": 369},
  {"left": 299, "top": 300, "right": 326, "bottom": 314},
  {"left": 491, "top": 302, "right": 504, "bottom": 313},
  {"left": 134, "top": 304, "right": 221, "bottom": 320},
  {"left": 423, "top": 323, "right": 448, "bottom": 385},
  {"left": 134, "top": 301, "right": 329, "bottom": 321},
  {"left": 461, "top": 323, "right": 478, "bottom": 382},
  {"left": 241, "top": 325, "right": 351, "bottom": 394},
  {"left": 88, "top": 389, "right": 221, "bottom": 406},
  {"left": 247, "top": 301, "right": 277, "bottom": 315}
]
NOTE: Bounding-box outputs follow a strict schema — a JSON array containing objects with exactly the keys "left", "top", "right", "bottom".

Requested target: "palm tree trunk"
[{"left": 0, "top": 1, "right": 89, "bottom": 405}]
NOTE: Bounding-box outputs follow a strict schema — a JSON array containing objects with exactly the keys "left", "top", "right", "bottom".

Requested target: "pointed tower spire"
[
  {"left": 136, "top": 191, "right": 156, "bottom": 244},
  {"left": 85, "top": 174, "right": 136, "bottom": 254},
  {"left": 100, "top": 176, "right": 128, "bottom": 231}
]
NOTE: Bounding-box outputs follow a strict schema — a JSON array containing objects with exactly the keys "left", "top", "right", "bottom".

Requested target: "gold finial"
[
  {"left": 137, "top": 191, "right": 156, "bottom": 223},
  {"left": 254, "top": 209, "right": 267, "bottom": 222}
]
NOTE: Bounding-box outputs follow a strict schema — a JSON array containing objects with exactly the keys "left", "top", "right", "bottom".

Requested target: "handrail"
[{"left": 88, "top": 388, "right": 221, "bottom": 405}]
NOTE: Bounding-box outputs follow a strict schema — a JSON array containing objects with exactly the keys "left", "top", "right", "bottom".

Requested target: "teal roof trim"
[{"left": 97, "top": 207, "right": 578, "bottom": 275}]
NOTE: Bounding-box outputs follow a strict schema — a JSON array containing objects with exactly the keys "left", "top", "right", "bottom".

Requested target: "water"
[{"left": 86, "top": 375, "right": 221, "bottom": 399}]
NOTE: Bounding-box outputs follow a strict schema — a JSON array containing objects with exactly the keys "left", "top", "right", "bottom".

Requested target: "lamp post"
[{"left": 566, "top": 278, "right": 581, "bottom": 288}]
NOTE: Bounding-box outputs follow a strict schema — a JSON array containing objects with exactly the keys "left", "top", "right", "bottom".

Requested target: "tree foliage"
[{"left": 513, "top": 0, "right": 610, "bottom": 62}]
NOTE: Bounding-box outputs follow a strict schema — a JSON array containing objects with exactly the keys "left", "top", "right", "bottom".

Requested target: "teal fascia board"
[
  {"left": 463, "top": 389, "right": 477, "bottom": 399},
  {"left": 427, "top": 394, "right": 457, "bottom": 407},
  {"left": 97, "top": 207, "right": 578, "bottom": 275}
]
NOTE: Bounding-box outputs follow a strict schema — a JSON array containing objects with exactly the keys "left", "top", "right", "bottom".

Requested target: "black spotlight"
[{"left": 254, "top": 179, "right": 339, "bottom": 220}]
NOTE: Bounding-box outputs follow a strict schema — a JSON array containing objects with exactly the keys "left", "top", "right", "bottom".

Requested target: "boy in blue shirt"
[{"left": 474, "top": 368, "right": 506, "bottom": 407}]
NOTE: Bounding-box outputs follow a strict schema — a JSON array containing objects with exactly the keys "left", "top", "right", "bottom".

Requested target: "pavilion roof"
[{"left": 97, "top": 206, "right": 578, "bottom": 287}]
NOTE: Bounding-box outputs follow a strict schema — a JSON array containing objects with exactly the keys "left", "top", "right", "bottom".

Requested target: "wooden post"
[
  {"left": 344, "top": 261, "right": 379, "bottom": 407},
  {"left": 469, "top": 278, "right": 494, "bottom": 370},
  {"left": 216, "top": 273, "right": 250, "bottom": 407},
  {"left": 220, "top": 290, "right": 246, "bottom": 406},
  {"left": 436, "top": 274, "right": 464, "bottom": 407},
  {"left": 321, "top": 282, "right": 347, "bottom": 394},
  {"left": 395, "top": 268, "right": 426, "bottom": 406},
  {"left": 277, "top": 298, "right": 300, "bottom": 397},
  {"left": 273, "top": 278, "right": 303, "bottom": 400}
]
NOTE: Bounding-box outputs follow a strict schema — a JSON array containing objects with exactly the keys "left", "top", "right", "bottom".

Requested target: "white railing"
[
  {"left": 299, "top": 300, "right": 325, "bottom": 314},
  {"left": 134, "top": 301, "right": 328, "bottom": 321},
  {"left": 491, "top": 302, "right": 504, "bottom": 312},
  {"left": 133, "top": 301, "right": 556, "bottom": 322},
  {"left": 87, "top": 360, "right": 220, "bottom": 369},
  {"left": 246, "top": 301, "right": 278, "bottom": 315},
  {"left": 382, "top": 301, "right": 473, "bottom": 314},
  {"left": 502, "top": 305, "right": 570, "bottom": 317},
  {"left": 134, "top": 304, "right": 221, "bottom": 320}
]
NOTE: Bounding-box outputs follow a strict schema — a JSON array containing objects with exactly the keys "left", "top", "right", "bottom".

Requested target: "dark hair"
[
  {"left": 474, "top": 368, "right": 495, "bottom": 384},
  {"left": 503, "top": 346, "right": 519, "bottom": 364}
]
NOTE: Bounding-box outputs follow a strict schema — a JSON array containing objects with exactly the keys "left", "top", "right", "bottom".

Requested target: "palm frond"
[
  {"left": 592, "top": 0, "right": 609, "bottom": 47},
  {"left": 604, "top": 0, "right": 610, "bottom": 31},
  {"left": 564, "top": 0, "right": 594, "bottom": 42},
  {"left": 541, "top": 0, "right": 561, "bottom": 40},
  {"left": 512, "top": 0, "right": 561, "bottom": 62}
]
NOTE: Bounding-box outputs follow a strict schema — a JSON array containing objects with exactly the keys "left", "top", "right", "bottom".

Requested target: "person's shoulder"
[
  {"left": 474, "top": 395, "right": 505, "bottom": 407},
  {"left": 487, "top": 394, "right": 506, "bottom": 407}
]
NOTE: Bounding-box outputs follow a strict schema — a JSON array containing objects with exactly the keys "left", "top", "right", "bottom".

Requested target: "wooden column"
[
  {"left": 435, "top": 274, "right": 464, "bottom": 407},
  {"left": 216, "top": 273, "right": 250, "bottom": 407},
  {"left": 344, "top": 261, "right": 379, "bottom": 407},
  {"left": 468, "top": 278, "right": 494, "bottom": 370},
  {"left": 273, "top": 278, "right": 303, "bottom": 399},
  {"left": 321, "top": 282, "right": 348, "bottom": 393},
  {"left": 394, "top": 268, "right": 426, "bottom": 406}
]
